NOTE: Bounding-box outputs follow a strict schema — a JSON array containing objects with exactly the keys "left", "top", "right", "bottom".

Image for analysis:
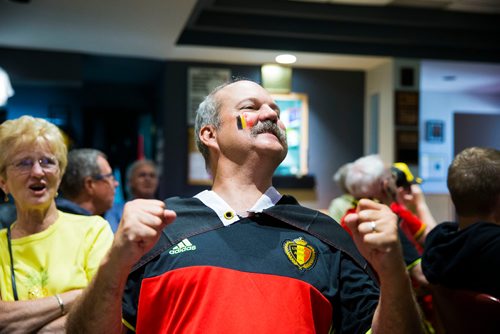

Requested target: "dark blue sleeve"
[
  {"left": 399, "top": 228, "right": 421, "bottom": 266},
  {"left": 334, "top": 252, "right": 379, "bottom": 334},
  {"left": 122, "top": 266, "right": 146, "bottom": 332}
]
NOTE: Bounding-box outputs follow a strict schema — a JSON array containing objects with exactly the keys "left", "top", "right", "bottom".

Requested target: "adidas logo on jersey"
[{"left": 169, "top": 238, "right": 197, "bottom": 255}]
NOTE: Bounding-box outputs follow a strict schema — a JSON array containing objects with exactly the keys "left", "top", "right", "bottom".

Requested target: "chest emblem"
[{"left": 283, "top": 237, "right": 317, "bottom": 270}]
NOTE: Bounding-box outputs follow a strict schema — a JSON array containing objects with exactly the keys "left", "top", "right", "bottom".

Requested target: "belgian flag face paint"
[{"left": 236, "top": 112, "right": 258, "bottom": 130}]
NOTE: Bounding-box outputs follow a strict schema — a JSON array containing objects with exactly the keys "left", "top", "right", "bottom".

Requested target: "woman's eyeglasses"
[{"left": 10, "top": 156, "right": 59, "bottom": 174}]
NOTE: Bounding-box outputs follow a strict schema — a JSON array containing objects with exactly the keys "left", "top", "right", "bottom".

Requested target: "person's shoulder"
[
  {"left": 462, "top": 221, "right": 500, "bottom": 243},
  {"left": 57, "top": 210, "right": 109, "bottom": 228},
  {"left": 331, "top": 193, "right": 355, "bottom": 203},
  {"left": 56, "top": 211, "right": 113, "bottom": 245},
  {"left": 56, "top": 197, "right": 92, "bottom": 215},
  {"left": 430, "top": 221, "right": 458, "bottom": 233},
  {"left": 432, "top": 221, "right": 500, "bottom": 237},
  {"left": 426, "top": 221, "right": 500, "bottom": 252},
  {"left": 425, "top": 222, "right": 458, "bottom": 244},
  {"left": 467, "top": 221, "right": 500, "bottom": 231},
  {"left": 277, "top": 195, "right": 335, "bottom": 218},
  {"left": 164, "top": 196, "right": 206, "bottom": 212},
  {"left": 269, "top": 196, "right": 377, "bottom": 281},
  {"left": 106, "top": 202, "right": 125, "bottom": 213},
  {"left": 164, "top": 196, "right": 199, "bottom": 204},
  {"left": 267, "top": 197, "right": 355, "bottom": 245}
]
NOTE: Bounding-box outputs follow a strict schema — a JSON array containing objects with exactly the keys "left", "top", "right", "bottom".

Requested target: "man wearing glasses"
[{"left": 57, "top": 148, "right": 118, "bottom": 228}]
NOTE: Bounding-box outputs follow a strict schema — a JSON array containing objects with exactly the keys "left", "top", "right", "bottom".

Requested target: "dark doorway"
[{"left": 454, "top": 113, "right": 500, "bottom": 156}]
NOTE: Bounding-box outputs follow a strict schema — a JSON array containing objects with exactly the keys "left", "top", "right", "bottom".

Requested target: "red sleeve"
[
  {"left": 390, "top": 202, "right": 426, "bottom": 239},
  {"left": 340, "top": 207, "right": 358, "bottom": 237}
]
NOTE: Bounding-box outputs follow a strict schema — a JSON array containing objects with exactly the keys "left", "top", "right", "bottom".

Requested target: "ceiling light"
[
  {"left": 330, "top": 0, "right": 392, "bottom": 5},
  {"left": 275, "top": 54, "right": 297, "bottom": 64}
]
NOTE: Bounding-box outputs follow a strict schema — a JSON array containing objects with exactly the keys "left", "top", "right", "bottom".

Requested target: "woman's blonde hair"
[{"left": 0, "top": 115, "right": 68, "bottom": 177}]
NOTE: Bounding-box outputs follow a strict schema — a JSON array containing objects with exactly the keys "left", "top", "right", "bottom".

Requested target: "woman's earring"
[{"left": 4, "top": 193, "right": 9, "bottom": 202}]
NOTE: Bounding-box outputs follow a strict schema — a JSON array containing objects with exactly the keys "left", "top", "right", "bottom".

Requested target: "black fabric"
[
  {"left": 131, "top": 197, "right": 225, "bottom": 272},
  {"left": 133, "top": 195, "right": 376, "bottom": 282},
  {"left": 398, "top": 228, "right": 421, "bottom": 266},
  {"left": 262, "top": 195, "right": 378, "bottom": 283},
  {"left": 422, "top": 221, "right": 500, "bottom": 298}
]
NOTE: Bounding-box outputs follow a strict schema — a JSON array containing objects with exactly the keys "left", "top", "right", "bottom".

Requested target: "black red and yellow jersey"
[{"left": 122, "top": 196, "right": 379, "bottom": 334}]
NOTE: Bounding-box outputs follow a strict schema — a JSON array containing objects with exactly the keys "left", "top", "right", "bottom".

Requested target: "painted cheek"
[
  {"left": 243, "top": 112, "right": 259, "bottom": 128},
  {"left": 236, "top": 112, "right": 259, "bottom": 130}
]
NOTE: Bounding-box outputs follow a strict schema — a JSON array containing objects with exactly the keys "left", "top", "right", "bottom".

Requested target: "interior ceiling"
[
  {"left": 292, "top": 0, "right": 500, "bottom": 14},
  {"left": 179, "top": 0, "right": 500, "bottom": 63},
  {"left": 1, "top": 0, "right": 500, "bottom": 91}
]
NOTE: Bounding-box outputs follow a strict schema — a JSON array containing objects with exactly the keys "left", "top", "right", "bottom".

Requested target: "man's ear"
[
  {"left": 83, "top": 176, "right": 95, "bottom": 195},
  {"left": 200, "top": 125, "right": 218, "bottom": 149}
]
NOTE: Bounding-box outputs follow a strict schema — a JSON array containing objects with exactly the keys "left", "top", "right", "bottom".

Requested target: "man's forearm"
[
  {"left": 67, "top": 199, "right": 176, "bottom": 333},
  {"left": 66, "top": 252, "right": 130, "bottom": 334},
  {"left": 371, "top": 268, "right": 425, "bottom": 334},
  {"left": 343, "top": 199, "right": 425, "bottom": 334}
]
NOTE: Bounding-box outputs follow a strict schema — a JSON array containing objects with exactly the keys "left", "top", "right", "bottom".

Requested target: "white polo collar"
[{"left": 194, "top": 186, "right": 282, "bottom": 226}]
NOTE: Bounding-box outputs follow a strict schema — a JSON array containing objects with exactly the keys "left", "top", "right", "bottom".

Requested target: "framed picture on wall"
[
  {"left": 187, "top": 67, "right": 231, "bottom": 126},
  {"left": 425, "top": 120, "right": 444, "bottom": 143},
  {"left": 272, "top": 93, "right": 309, "bottom": 176}
]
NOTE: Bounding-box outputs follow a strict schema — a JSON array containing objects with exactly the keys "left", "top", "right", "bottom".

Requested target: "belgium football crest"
[{"left": 283, "top": 237, "right": 317, "bottom": 270}]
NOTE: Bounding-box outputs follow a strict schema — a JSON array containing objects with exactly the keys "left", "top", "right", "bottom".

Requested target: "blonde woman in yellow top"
[{"left": 0, "top": 116, "right": 113, "bottom": 333}]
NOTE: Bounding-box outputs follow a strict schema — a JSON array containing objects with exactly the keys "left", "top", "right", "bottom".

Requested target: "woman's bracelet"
[{"left": 54, "top": 294, "right": 66, "bottom": 316}]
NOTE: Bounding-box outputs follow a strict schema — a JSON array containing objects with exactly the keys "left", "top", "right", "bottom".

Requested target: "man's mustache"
[{"left": 250, "top": 120, "right": 288, "bottom": 147}]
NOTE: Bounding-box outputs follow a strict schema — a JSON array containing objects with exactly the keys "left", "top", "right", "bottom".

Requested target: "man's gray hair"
[
  {"left": 345, "top": 154, "right": 385, "bottom": 199},
  {"left": 59, "top": 148, "right": 106, "bottom": 199},
  {"left": 333, "top": 162, "right": 353, "bottom": 194}
]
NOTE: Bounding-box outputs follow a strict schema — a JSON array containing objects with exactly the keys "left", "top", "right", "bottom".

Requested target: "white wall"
[
  {"left": 419, "top": 91, "right": 500, "bottom": 194},
  {"left": 365, "top": 60, "right": 394, "bottom": 163}
]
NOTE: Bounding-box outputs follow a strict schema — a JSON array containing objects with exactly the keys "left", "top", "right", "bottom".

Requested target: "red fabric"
[
  {"left": 390, "top": 202, "right": 425, "bottom": 253},
  {"left": 340, "top": 207, "right": 357, "bottom": 237},
  {"left": 136, "top": 266, "right": 333, "bottom": 334}
]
